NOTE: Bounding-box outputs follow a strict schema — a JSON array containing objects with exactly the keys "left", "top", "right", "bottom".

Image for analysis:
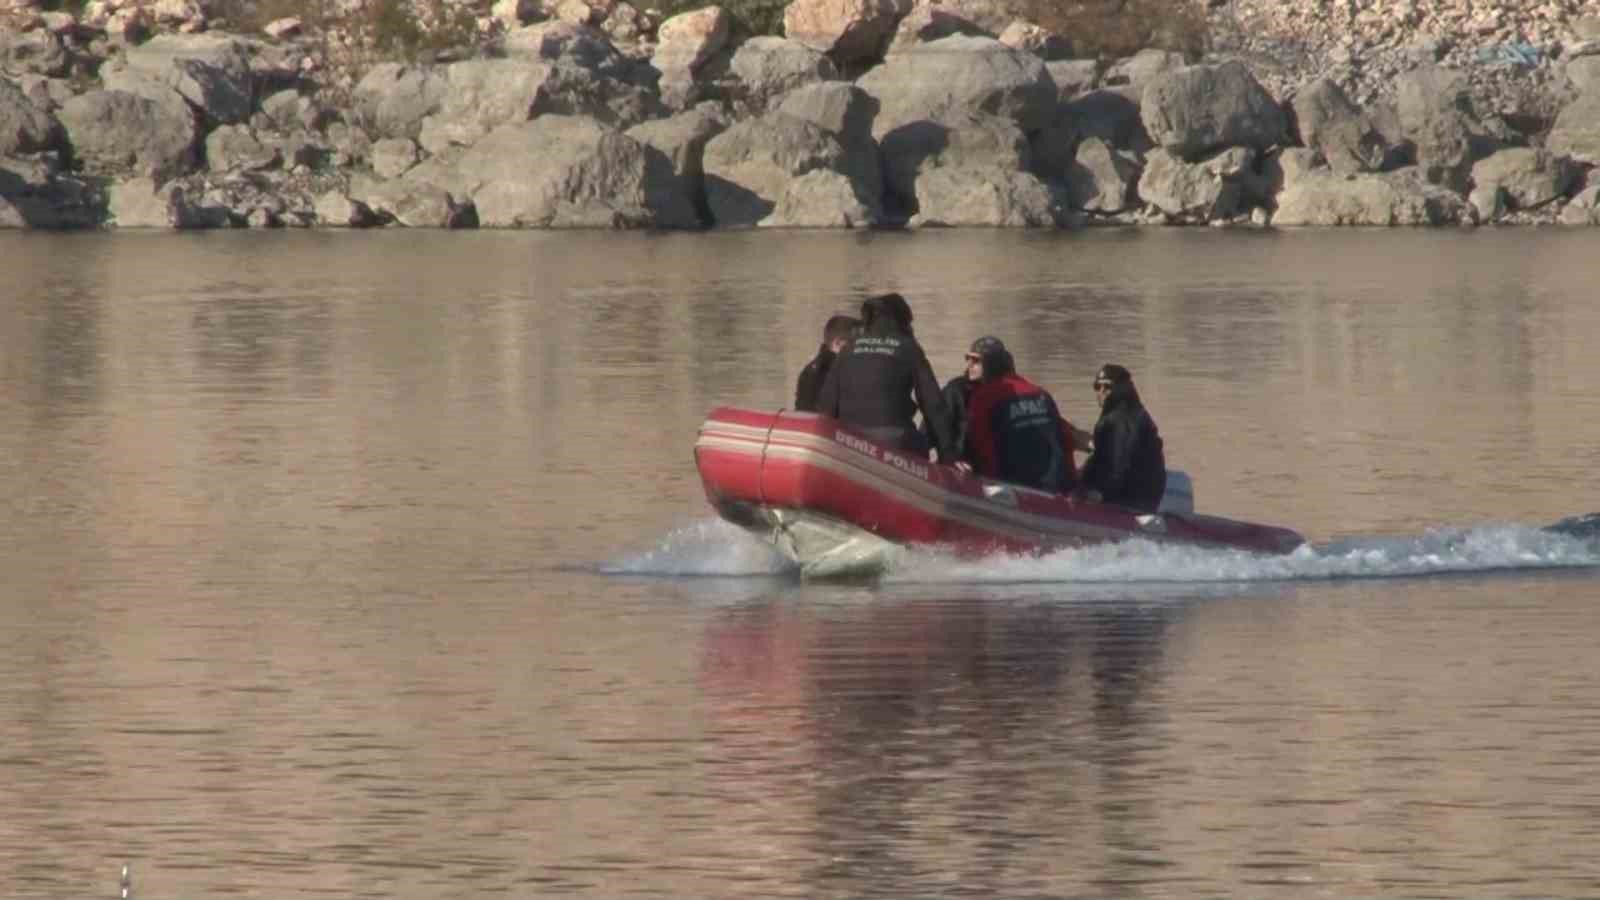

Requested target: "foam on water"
[
  {"left": 603, "top": 519, "right": 1600, "bottom": 583},
  {"left": 599, "top": 519, "right": 794, "bottom": 577}
]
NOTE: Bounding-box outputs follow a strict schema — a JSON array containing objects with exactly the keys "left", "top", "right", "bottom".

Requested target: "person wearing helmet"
[
  {"left": 1078, "top": 363, "right": 1166, "bottom": 511},
  {"left": 920, "top": 337, "right": 991, "bottom": 466},
  {"left": 815, "top": 292, "right": 954, "bottom": 461},
  {"left": 957, "top": 336, "right": 1083, "bottom": 494}
]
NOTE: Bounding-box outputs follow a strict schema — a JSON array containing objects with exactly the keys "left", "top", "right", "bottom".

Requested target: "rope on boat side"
[{"left": 757, "top": 407, "right": 785, "bottom": 508}]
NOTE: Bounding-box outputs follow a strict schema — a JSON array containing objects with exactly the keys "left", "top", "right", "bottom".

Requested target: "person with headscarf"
[
  {"left": 794, "top": 314, "right": 859, "bottom": 412},
  {"left": 1078, "top": 363, "right": 1166, "bottom": 511},
  {"left": 958, "top": 336, "right": 1082, "bottom": 494},
  {"left": 815, "top": 292, "right": 954, "bottom": 461}
]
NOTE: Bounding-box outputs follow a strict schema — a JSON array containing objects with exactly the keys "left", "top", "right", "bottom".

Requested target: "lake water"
[{"left": 3, "top": 227, "right": 1600, "bottom": 898}]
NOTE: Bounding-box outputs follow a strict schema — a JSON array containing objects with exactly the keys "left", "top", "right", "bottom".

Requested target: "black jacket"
[
  {"left": 1081, "top": 382, "right": 1166, "bottom": 511},
  {"left": 816, "top": 321, "right": 953, "bottom": 460},
  {"left": 923, "top": 375, "right": 976, "bottom": 464},
  {"left": 794, "top": 344, "right": 836, "bottom": 412}
]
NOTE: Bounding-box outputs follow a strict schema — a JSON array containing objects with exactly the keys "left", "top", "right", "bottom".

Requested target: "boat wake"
[{"left": 601, "top": 517, "right": 1600, "bottom": 583}]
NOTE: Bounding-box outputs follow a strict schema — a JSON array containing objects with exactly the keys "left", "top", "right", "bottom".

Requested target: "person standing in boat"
[
  {"left": 1077, "top": 364, "right": 1166, "bottom": 511},
  {"left": 794, "top": 314, "right": 860, "bottom": 412},
  {"left": 815, "top": 292, "right": 955, "bottom": 461},
  {"left": 955, "top": 337, "right": 1083, "bottom": 494}
]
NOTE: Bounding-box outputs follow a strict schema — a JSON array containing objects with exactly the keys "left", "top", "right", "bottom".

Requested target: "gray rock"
[
  {"left": 1045, "top": 59, "right": 1099, "bottom": 100},
  {"left": 1547, "top": 91, "right": 1600, "bottom": 165},
  {"left": 102, "top": 34, "right": 257, "bottom": 125},
  {"left": 371, "top": 137, "right": 420, "bottom": 178},
  {"left": 351, "top": 175, "right": 476, "bottom": 227},
  {"left": 1566, "top": 56, "right": 1600, "bottom": 94},
  {"left": 625, "top": 103, "right": 729, "bottom": 226},
  {"left": 702, "top": 113, "right": 860, "bottom": 226},
  {"left": 314, "top": 190, "right": 380, "bottom": 227},
  {"left": 1103, "top": 49, "right": 1187, "bottom": 93},
  {"left": 1, "top": 77, "right": 62, "bottom": 155},
  {"left": 1028, "top": 108, "right": 1079, "bottom": 182},
  {"left": 1468, "top": 184, "right": 1504, "bottom": 222},
  {"left": 775, "top": 82, "right": 882, "bottom": 210},
  {"left": 109, "top": 176, "right": 230, "bottom": 228},
  {"left": 1272, "top": 167, "right": 1472, "bottom": 226},
  {"left": 1141, "top": 60, "right": 1287, "bottom": 161},
  {"left": 1064, "top": 87, "right": 1151, "bottom": 153},
  {"left": 1393, "top": 65, "right": 1498, "bottom": 192},
  {"left": 1470, "top": 147, "right": 1579, "bottom": 209},
  {"left": 436, "top": 115, "right": 695, "bottom": 228},
  {"left": 1065, "top": 135, "right": 1138, "bottom": 212},
  {"left": 885, "top": 3, "right": 989, "bottom": 56},
  {"left": 1, "top": 29, "right": 70, "bottom": 78},
  {"left": 880, "top": 112, "right": 1029, "bottom": 208},
  {"left": 712, "top": 37, "right": 840, "bottom": 116},
  {"left": 352, "top": 64, "right": 449, "bottom": 140},
  {"left": 908, "top": 167, "right": 1063, "bottom": 227},
  {"left": 501, "top": 21, "right": 629, "bottom": 72},
  {"left": 59, "top": 89, "right": 200, "bottom": 181},
  {"left": 857, "top": 35, "right": 1057, "bottom": 138},
  {"left": 205, "top": 124, "right": 281, "bottom": 172},
  {"left": 1558, "top": 184, "right": 1600, "bottom": 225},
  {"left": 759, "top": 169, "right": 879, "bottom": 227},
  {"left": 1137, "top": 147, "right": 1244, "bottom": 222},
  {"left": 1291, "top": 77, "right": 1395, "bottom": 175}
]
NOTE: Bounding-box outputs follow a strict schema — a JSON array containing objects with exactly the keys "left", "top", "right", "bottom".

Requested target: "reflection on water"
[{"left": 3, "top": 230, "right": 1600, "bottom": 898}]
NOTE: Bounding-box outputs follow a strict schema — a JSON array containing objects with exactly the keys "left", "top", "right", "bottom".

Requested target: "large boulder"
[
  {"left": 1, "top": 29, "right": 71, "bottom": 78},
  {"left": 1063, "top": 87, "right": 1150, "bottom": 153},
  {"left": 879, "top": 112, "right": 1029, "bottom": 208},
  {"left": 108, "top": 177, "right": 230, "bottom": 228},
  {"left": 651, "top": 6, "right": 731, "bottom": 108},
  {"left": 908, "top": 167, "right": 1063, "bottom": 227},
  {"left": 349, "top": 175, "right": 477, "bottom": 228},
  {"left": 1, "top": 77, "right": 62, "bottom": 155},
  {"left": 1290, "top": 77, "right": 1396, "bottom": 175},
  {"left": 423, "top": 115, "right": 696, "bottom": 228},
  {"left": 1140, "top": 60, "right": 1286, "bottom": 161},
  {"left": 701, "top": 112, "right": 869, "bottom": 226},
  {"left": 760, "top": 169, "right": 880, "bottom": 227},
  {"left": 351, "top": 63, "right": 449, "bottom": 140},
  {"left": 883, "top": 2, "right": 987, "bottom": 56},
  {"left": 1272, "top": 167, "right": 1472, "bottom": 226},
  {"left": 775, "top": 81, "right": 883, "bottom": 206},
  {"left": 100, "top": 34, "right": 256, "bottom": 125},
  {"left": 1045, "top": 59, "right": 1099, "bottom": 100},
  {"left": 205, "top": 124, "right": 280, "bottom": 172},
  {"left": 1470, "top": 147, "right": 1579, "bottom": 210},
  {"left": 1137, "top": 146, "right": 1248, "bottom": 222},
  {"left": 706, "top": 37, "right": 840, "bottom": 116},
  {"left": 501, "top": 21, "right": 629, "bottom": 71},
  {"left": 1546, "top": 91, "right": 1600, "bottom": 165},
  {"left": 59, "top": 89, "right": 200, "bottom": 181},
  {"left": 1065, "top": 135, "right": 1139, "bottom": 212},
  {"left": 784, "top": 0, "right": 906, "bottom": 64},
  {"left": 625, "top": 103, "right": 729, "bottom": 226},
  {"left": 1393, "top": 65, "right": 1498, "bottom": 192},
  {"left": 857, "top": 35, "right": 1056, "bottom": 138}
]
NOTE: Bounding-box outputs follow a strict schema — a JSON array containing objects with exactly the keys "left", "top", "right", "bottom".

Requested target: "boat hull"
[{"left": 693, "top": 407, "right": 1305, "bottom": 574}]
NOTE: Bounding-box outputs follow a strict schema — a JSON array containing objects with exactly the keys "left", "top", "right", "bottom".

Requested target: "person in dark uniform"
[
  {"left": 795, "top": 314, "right": 859, "bottom": 412},
  {"left": 922, "top": 338, "right": 988, "bottom": 465},
  {"left": 1078, "top": 363, "right": 1166, "bottom": 511},
  {"left": 815, "top": 292, "right": 954, "bottom": 461},
  {"left": 957, "top": 337, "right": 1082, "bottom": 494}
]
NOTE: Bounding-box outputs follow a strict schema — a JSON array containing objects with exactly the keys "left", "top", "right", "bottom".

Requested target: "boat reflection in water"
[{"left": 695, "top": 583, "right": 1293, "bottom": 892}]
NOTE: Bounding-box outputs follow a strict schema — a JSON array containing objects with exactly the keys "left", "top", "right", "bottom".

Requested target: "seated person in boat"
[
  {"left": 1078, "top": 364, "right": 1167, "bottom": 512},
  {"left": 956, "top": 337, "right": 1083, "bottom": 494},
  {"left": 920, "top": 337, "right": 989, "bottom": 465},
  {"left": 814, "top": 292, "right": 955, "bottom": 461},
  {"left": 794, "top": 314, "right": 859, "bottom": 412}
]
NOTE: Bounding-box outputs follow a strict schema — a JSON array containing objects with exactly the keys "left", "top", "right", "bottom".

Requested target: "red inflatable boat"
[{"left": 693, "top": 407, "right": 1306, "bottom": 576}]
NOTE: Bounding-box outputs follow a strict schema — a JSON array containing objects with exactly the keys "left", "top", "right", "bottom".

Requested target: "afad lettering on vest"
[{"left": 834, "top": 430, "right": 930, "bottom": 480}]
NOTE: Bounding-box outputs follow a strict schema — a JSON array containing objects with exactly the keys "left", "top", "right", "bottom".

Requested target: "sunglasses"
[
  {"left": 965, "top": 354, "right": 983, "bottom": 363},
  {"left": 1093, "top": 381, "right": 1111, "bottom": 391}
]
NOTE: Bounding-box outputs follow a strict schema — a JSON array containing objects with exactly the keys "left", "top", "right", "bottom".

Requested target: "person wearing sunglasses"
[
  {"left": 955, "top": 337, "right": 1084, "bottom": 494},
  {"left": 919, "top": 336, "right": 996, "bottom": 467},
  {"left": 1076, "top": 364, "right": 1166, "bottom": 511},
  {"left": 814, "top": 292, "right": 955, "bottom": 462},
  {"left": 795, "top": 313, "right": 860, "bottom": 412}
]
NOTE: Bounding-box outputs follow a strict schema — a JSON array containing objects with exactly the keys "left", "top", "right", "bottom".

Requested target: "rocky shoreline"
[{"left": 3, "top": 0, "right": 1599, "bottom": 230}]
